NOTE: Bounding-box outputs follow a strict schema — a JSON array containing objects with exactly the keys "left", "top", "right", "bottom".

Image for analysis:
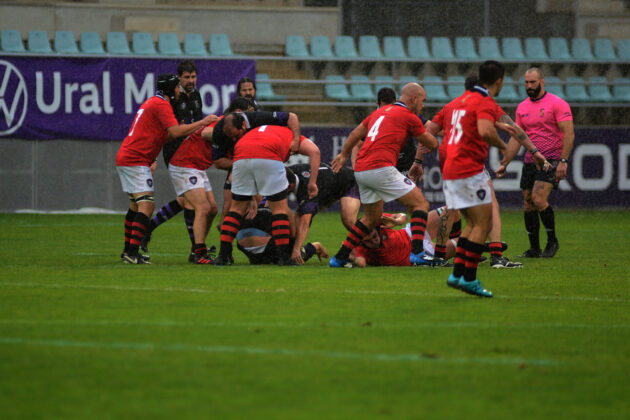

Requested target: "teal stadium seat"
[
  {"left": 158, "top": 33, "right": 182, "bottom": 56},
  {"left": 431, "top": 37, "right": 455, "bottom": 60},
  {"left": 349, "top": 75, "right": 375, "bottom": 101},
  {"left": 325, "top": 75, "right": 353, "bottom": 101},
  {"left": 255, "top": 74, "right": 286, "bottom": 101},
  {"left": 209, "top": 34, "right": 234, "bottom": 56},
  {"left": 132, "top": 32, "right": 157, "bottom": 55},
  {"left": 183, "top": 33, "right": 207, "bottom": 56},
  {"left": 374, "top": 75, "right": 395, "bottom": 94},
  {"left": 1, "top": 30, "right": 25, "bottom": 53},
  {"left": 285, "top": 35, "right": 309, "bottom": 58},
  {"left": 407, "top": 36, "right": 430, "bottom": 60},
  {"left": 587, "top": 77, "right": 613, "bottom": 102},
  {"left": 310, "top": 35, "right": 334, "bottom": 58},
  {"left": 54, "top": 31, "right": 79, "bottom": 54},
  {"left": 593, "top": 38, "right": 617, "bottom": 61},
  {"left": 358, "top": 35, "right": 383, "bottom": 58},
  {"left": 495, "top": 76, "right": 520, "bottom": 102},
  {"left": 106, "top": 32, "right": 131, "bottom": 54},
  {"left": 544, "top": 76, "right": 566, "bottom": 99},
  {"left": 525, "top": 37, "right": 549, "bottom": 61},
  {"left": 398, "top": 75, "right": 417, "bottom": 92},
  {"left": 571, "top": 38, "right": 595, "bottom": 61},
  {"left": 447, "top": 75, "right": 466, "bottom": 99},
  {"left": 423, "top": 76, "right": 449, "bottom": 103},
  {"left": 455, "top": 37, "right": 479, "bottom": 60},
  {"left": 613, "top": 77, "right": 630, "bottom": 102},
  {"left": 80, "top": 32, "right": 105, "bottom": 54},
  {"left": 565, "top": 77, "right": 590, "bottom": 102},
  {"left": 548, "top": 37, "right": 572, "bottom": 60},
  {"left": 502, "top": 37, "right": 525, "bottom": 60},
  {"left": 478, "top": 37, "right": 502, "bottom": 60},
  {"left": 517, "top": 77, "right": 526, "bottom": 98},
  {"left": 617, "top": 39, "right": 630, "bottom": 62},
  {"left": 334, "top": 36, "right": 358, "bottom": 58},
  {"left": 383, "top": 36, "right": 407, "bottom": 59},
  {"left": 27, "top": 30, "right": 53, "bottom": 54}
]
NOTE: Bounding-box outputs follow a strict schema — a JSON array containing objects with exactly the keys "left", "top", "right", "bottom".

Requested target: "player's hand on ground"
[
  {"left": 330, "top": 154, "right": 347, "bottom": 173},
  {"left": 312, "top": 242, "right": 329, "bottom": 261},
  {"left": 307, "top": 182, "right": 318, "bottom": 199},
  {"left": 291, "top": 248, "right": 304, "bottom": 265}
]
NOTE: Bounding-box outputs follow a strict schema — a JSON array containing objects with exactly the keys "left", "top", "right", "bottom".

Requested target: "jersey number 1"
[
  {"left": 447, "top": 110, "right": 466, "bottom": 145},
  {"left": 366, "top": 116, "right": 385, "bottom": 142}
]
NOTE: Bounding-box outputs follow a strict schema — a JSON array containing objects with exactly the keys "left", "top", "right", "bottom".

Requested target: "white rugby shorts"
[
  {"left": 354, "top": 166, "right": 415, "bottom": 204},
  {"left": 116, "top": 165, "right": 154, "bottom": 194},
  {"left": 168, "top": 164, "right": 212, "bottom": 196},
  {"left": 232, "top": 159, "right": 288, "bottom": 197},
  {"left": 442, "top": 170, "right": 492, "bottom": 210}
]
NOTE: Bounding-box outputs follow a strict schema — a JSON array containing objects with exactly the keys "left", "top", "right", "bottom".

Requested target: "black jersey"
[
  {"left": 395, "top": 113, "right": 427, "bottom": 173},
  {"left": 211, "top": 111, "right": 290, "bottom": 161},
  {"left": 162, "top": 89, "right": 203, "bottom": 166},
  {"left": 289, "top": 163, "right": 358, "bottom": 215}
]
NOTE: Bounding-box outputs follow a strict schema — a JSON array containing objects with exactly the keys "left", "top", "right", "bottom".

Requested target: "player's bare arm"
[
  {"left": 331, "top": 124, "right": 368, "bottom": 172},
  {"left": 167, "top": 114, "right": 218, "bottom": 140},
  {"left": 291, "top": 213, "right": 313, "bottom": 264},
  {"left": 556, "top": 120, "right": 575, "bottom": 180},
  {"left": 497, "top": 114, "right": 548, "bottom": 168},
  {"left": 477, "top": 119, "right": 507, "bottom": 151},
  {"left": 287, "top": 112, "right": 301, "bottom": 155},
  {"left": 298, "top": 139, "right": 321, "bottom": 198}
]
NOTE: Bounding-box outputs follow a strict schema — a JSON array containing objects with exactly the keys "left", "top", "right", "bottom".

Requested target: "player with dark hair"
[
  {"left": 116, "top": 73, "right": 216, "bottom": 264},
  {"left": 237, "top": 76, "right": 262, "bottom": 110},
  {"left": 496, "top": 67, "right": 574, "bottom": 259},
  {"left": 216, "top": 126, "right": 320, "bottom": 265},
  {"left": 328, "top": 83, "right": 439, "bottom": 268},
  {"left": 432, "top": 60, "right": 519, "bottom": 296}
]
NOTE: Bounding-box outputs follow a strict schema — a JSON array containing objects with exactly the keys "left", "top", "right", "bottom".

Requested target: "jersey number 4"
[
  {"left": 447, "top": 110, "right": 466, "bottom": 145},
  {"left": 366, "top": 116, "right": 385, "bottom": 142}
]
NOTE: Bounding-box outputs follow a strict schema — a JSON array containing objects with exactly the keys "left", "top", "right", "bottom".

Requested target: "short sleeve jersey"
[
  {"left": 169, "top": 119, "right": 220, "bottom": 170},
  {"left": 354, "top": 103, "right": 426, "bottom": 172},
  {"left": 515, "top": 92, "right": 572, "bottom": 163},
  {"left": 354, "top": 227, "right": 411, "bottom": 266},
  {"left": 116, "top": 95, "right": 178, "bottom": 166},
  {"left": 233, "top": 125, "right": 305, "bottom": 163},
  {"left": 436, "top": 89, "right": 501, "bottom": 180},
  {"left": 289, "top": 163, "right": 357, "bottom": 215}
]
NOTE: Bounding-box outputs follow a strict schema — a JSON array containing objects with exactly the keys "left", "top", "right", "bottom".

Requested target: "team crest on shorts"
[
  {"left": 476, "top": 189, "right": 486, "bottom": 200},
  {"left": 404, "top": 178, "right": 413, "bottom": 185},
  {"left": 302, "top": 171, "right": 310, "bottom": 178},
  {"left": 189, "top": 176, "right": 198, "bottom": 185},
  {"left": 146, "top": 179, "right": 153, "bottom": 188}
]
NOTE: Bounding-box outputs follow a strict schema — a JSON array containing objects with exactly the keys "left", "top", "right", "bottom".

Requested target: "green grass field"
[{"left": 1, "top": 210, "right": 629, "bottom": 419}]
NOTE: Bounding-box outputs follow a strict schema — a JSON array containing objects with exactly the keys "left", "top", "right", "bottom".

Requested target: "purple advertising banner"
[
  {"left": 299, "top": 126, "right": 630, "bottom": 208},
  {"left": 0, "top": 56, "right": 255, "bottom": 140}
]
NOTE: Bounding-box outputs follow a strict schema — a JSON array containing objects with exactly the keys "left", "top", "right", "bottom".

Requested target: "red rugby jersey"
[
  {"left": 354, "top": 227, "right": 411, "bottom": 266},
  {"left": 169, "top": 119, "right": 220, "bottom": 170},
  {"left": 233, "top": 125, "right": 305, "bottom": 163}
]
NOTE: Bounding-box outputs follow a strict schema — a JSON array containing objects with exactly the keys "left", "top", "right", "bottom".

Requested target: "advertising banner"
[{"left": 0, "top": 56, "right": 255, "bottom": 140}]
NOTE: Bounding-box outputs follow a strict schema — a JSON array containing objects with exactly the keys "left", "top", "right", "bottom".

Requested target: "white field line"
[
  {"left": 0, "top": 336, "right": 562, "bottom": 366},
  {"left": 1, "top": 281, "right": 627, "bottom": 303}
]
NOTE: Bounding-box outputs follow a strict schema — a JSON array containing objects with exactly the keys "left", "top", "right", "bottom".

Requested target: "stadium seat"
[
  {"left": 183, "top": 33, "right": 207, "bottom": 56},
  {"left": 593, "top": 38, "right": 617, "bottom": 61},
  {"left": 334, "top": 36, "right": 358, "bottom": 58},
  {"left": 132, "top": 32, "right": 157, "bottom": 55},
  {"left": 383, "top": 36, "right": 407, "bottom": 59},
  {"left": 359, "top": 35, "right": 383, "bottom": 59},
  {"left": 495, "top": 76, "right": 520, "bottom": 102},
  {"left": 106, "top": 32, "right": 131, "bottom": 54},
  {"left": 548, "top": 37, "right": 572, "bottom": 60},
  {"left": 446, "top": 75, "right": 466, "bottom": 99},
  {"left": 565, "top": 77, "right": 590, "bottom": 102},
  {"left": 613, "top": 77, "right": 630, "bottom": 102},
  {"left": 398, "top": 75, "right": 418, "bottom": 92},
  {"left": 255, "top": 74, "right": 286, "bottom": 101},
  {"left": 158, "top": 33, "right": 182, "bottom": 56},
  {"left": 407, "top": 36, "right": 430, "bottom": 60},
  {"left": 324, "top": 75, "right": 353, "bottom": 101},
  {"left": 27, "top": 30, "right": 53, "bottom": 54},
  {"left": 617, "top": 39, "right": 630, "bottom": 62},
  {"left": 285, "top": 35, "right": 309, "bottom": 58},
  {"left": 571, "top": 38, "right": 595, "bottom": 61},
  {"left": 517, "top": 77, "right": 526, "bottom": 98},
  {"left": 1, "top": 29, "right": 25, "bottom": 53},
  {"left": 310, "top": 35, "right": 334, "bottom": 58},
  {"left": 478, "top": 36, "right": 502, "bottom": 60},
  {"left": 588, "top": 76, "right": 613, "bottom": 102},
  {"left": 501, "top": 37, "right": 525, "bottom": 60},
  {"left": 454, "top": 36, "right": 479, "bottom": 60},
  {"left": 431, "top": 37, "right": 455, "bottom": 60},
  {"left": 209, "top": 33, "right": 234, "bottom": 56},
  {"left": 349, "top": 75, "right": 375, "bottom": 101},
  {"left": 525, "top": 37, "right": 549, "bottom": 61},
  {"left": 423, "top": 76, "right": 449, "bottom": 103},
  {"left": 374, "top": 75, "right": 395, "bottom": 94},
  {"left": 54, "top": 30, "right": 79, "bottom": 54},
  {"left": 80, "top": 32, "right": 105, "bottom": 54},
  {"left": 544, "top": 76, "right": 566, "bottom": 99}
]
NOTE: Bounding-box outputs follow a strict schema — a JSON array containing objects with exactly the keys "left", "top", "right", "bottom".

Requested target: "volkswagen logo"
[{"left": 0, "top": 60, "right": 28, "bottom": 136}]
